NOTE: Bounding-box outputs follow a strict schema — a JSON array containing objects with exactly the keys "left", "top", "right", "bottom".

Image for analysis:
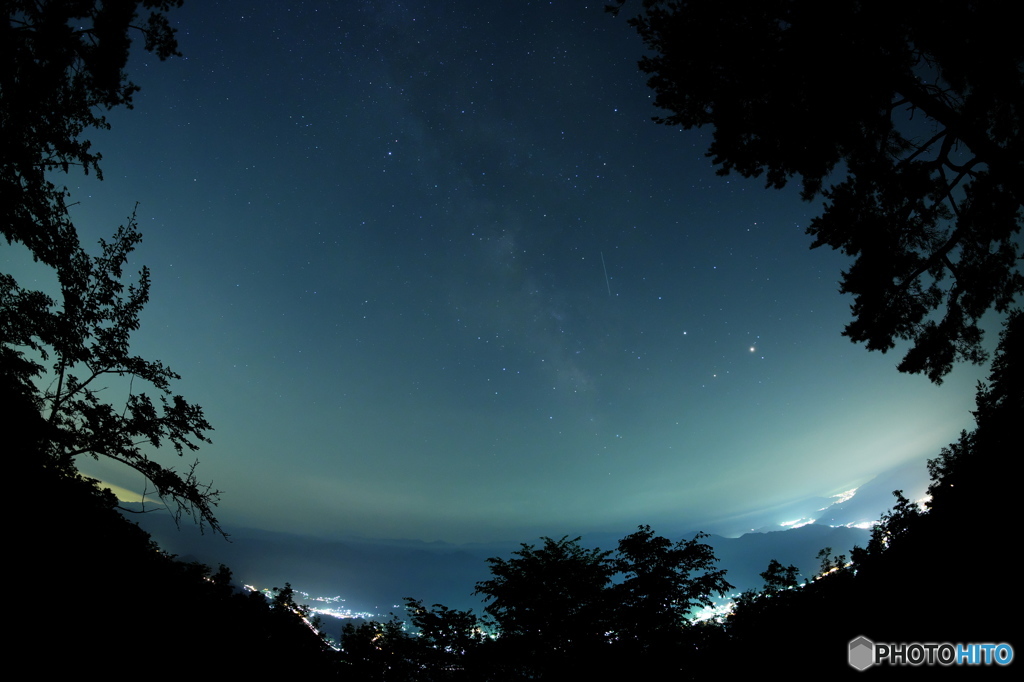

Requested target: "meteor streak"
[{"left": 601, "top": 251, "right": 611, "bottom": 297}]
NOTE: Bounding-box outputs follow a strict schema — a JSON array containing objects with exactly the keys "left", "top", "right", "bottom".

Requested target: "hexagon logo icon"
[{"left": 849, "top": 636, "right": 874, "bottom": 670}]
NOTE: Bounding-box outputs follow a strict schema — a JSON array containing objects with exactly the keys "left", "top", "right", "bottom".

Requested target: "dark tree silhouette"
[
  {"left": 612, "top": 526, "right": 731, "bottom": 645},
  {"left": 2, "top": 2, "right": 221, "bottom": 532},
  {"left": 3, "top": 210, "right": 221, "bottom": 532},
  {"left": 405, "top": 598, "right": 486, "bottom": 652},
  {"left": 758, "top": 558, "right": 800, "bottom": 595},
  {"left": 3, "top": 1, "right": 182, "bottom": 268},
  {"left": 922, "top": 308, "right": 1020, "bottom": 553},
  {"left": 609, "top": 526, "right": 732, "bottom": 677},
  {"left": 341, "top": 614, "right": 422, "bottom": 681},
  {"left": 610, "top": 1, "right": 1023, "bottom": 382},
  {"left": 727, "top": 558, "right": 803, "bottom": 643},
  {"left": 472, "top": 530, "right": 733, "bottom": 679},
  {"left": 849, "top": 491, "right": 923, "bottom": 573},
  {"left": 475, "top": 536, "right": 614, "bottom": 678},
  {"left": 403, "top": 598, "right": 489, "bottom": 680}
]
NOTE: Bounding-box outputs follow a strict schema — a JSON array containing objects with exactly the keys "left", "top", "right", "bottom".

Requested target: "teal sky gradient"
[{"left": 7, "top": 1, "right": 988, "bottom": 542}]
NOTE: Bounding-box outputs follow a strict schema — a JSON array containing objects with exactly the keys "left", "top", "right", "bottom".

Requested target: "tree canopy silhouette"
[
  {"left": 473, "top": 529, "right": 731, "bottom": 678},
  {"left": 610, "top": 1, "right": 1023, "bottom": 382},
  {"left": 474, "top": 535, "right": 613, "bottom": 674},
  {"left": 2, "top": 210, "right": 221, "bottom": 532},
  {"left": 612, "top": 526, "right": 731, "bottom": 647},
  {"left": 2, "top": 1, "right": 221, "bottom": 533},
  {"left": 3, "top": 1, "right": 182, "bottom": 268}
]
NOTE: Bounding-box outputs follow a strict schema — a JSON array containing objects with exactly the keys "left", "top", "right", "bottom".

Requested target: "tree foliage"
[
  {"left": 341, "top": 614, "right": 425, "bottom": 681},
  {"left": 856, "top": 492, "right": 922, "bottom": 563},
  {"left": 2, "top": 1, "right": 221, "bottom": 533},
  {"left": 612, "top": 525, "right": 732, "bottom": 645},
  {"left": 923, "top": 308, "right": 1020, "bottom": 529},
  {"left": 759, "top": 558, "right": 799, "bottom": 595},
  {"left": 404, "top": 598, "right": 487, "bottom": 657},
  {"left": 610, "top": 1, "right": 1023, "bottom": 382},
  {"left": 338, "top": 600, "right": 490, "bottom": 681},
  {"left": 473, "top": 529, "right": 730, "bottom": 677},
  {"left": 404, "top": 598, "right": 489, "bottom": 680},
  {"left": 474, "top": 535, "right": 614, "bottom": 663},
  {"left": 3, "top": 1, "right": 182, "bottom": 268},
  {"left": 3, "top": 210, "right": 220, "bottom": 532}
]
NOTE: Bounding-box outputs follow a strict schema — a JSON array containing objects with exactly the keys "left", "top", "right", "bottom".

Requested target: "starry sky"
[{"left": 11, "top": 1, "right": 991, "bottom": 543}]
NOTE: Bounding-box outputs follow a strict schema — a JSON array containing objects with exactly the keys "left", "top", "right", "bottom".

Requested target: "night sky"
[{"left": 11, "top": 1, "right": 989, "bottom": 543}]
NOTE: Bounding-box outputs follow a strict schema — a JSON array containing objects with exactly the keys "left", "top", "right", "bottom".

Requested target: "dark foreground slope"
[{"left": 11, "top": 377, "right": 338, "bottom": 676}]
